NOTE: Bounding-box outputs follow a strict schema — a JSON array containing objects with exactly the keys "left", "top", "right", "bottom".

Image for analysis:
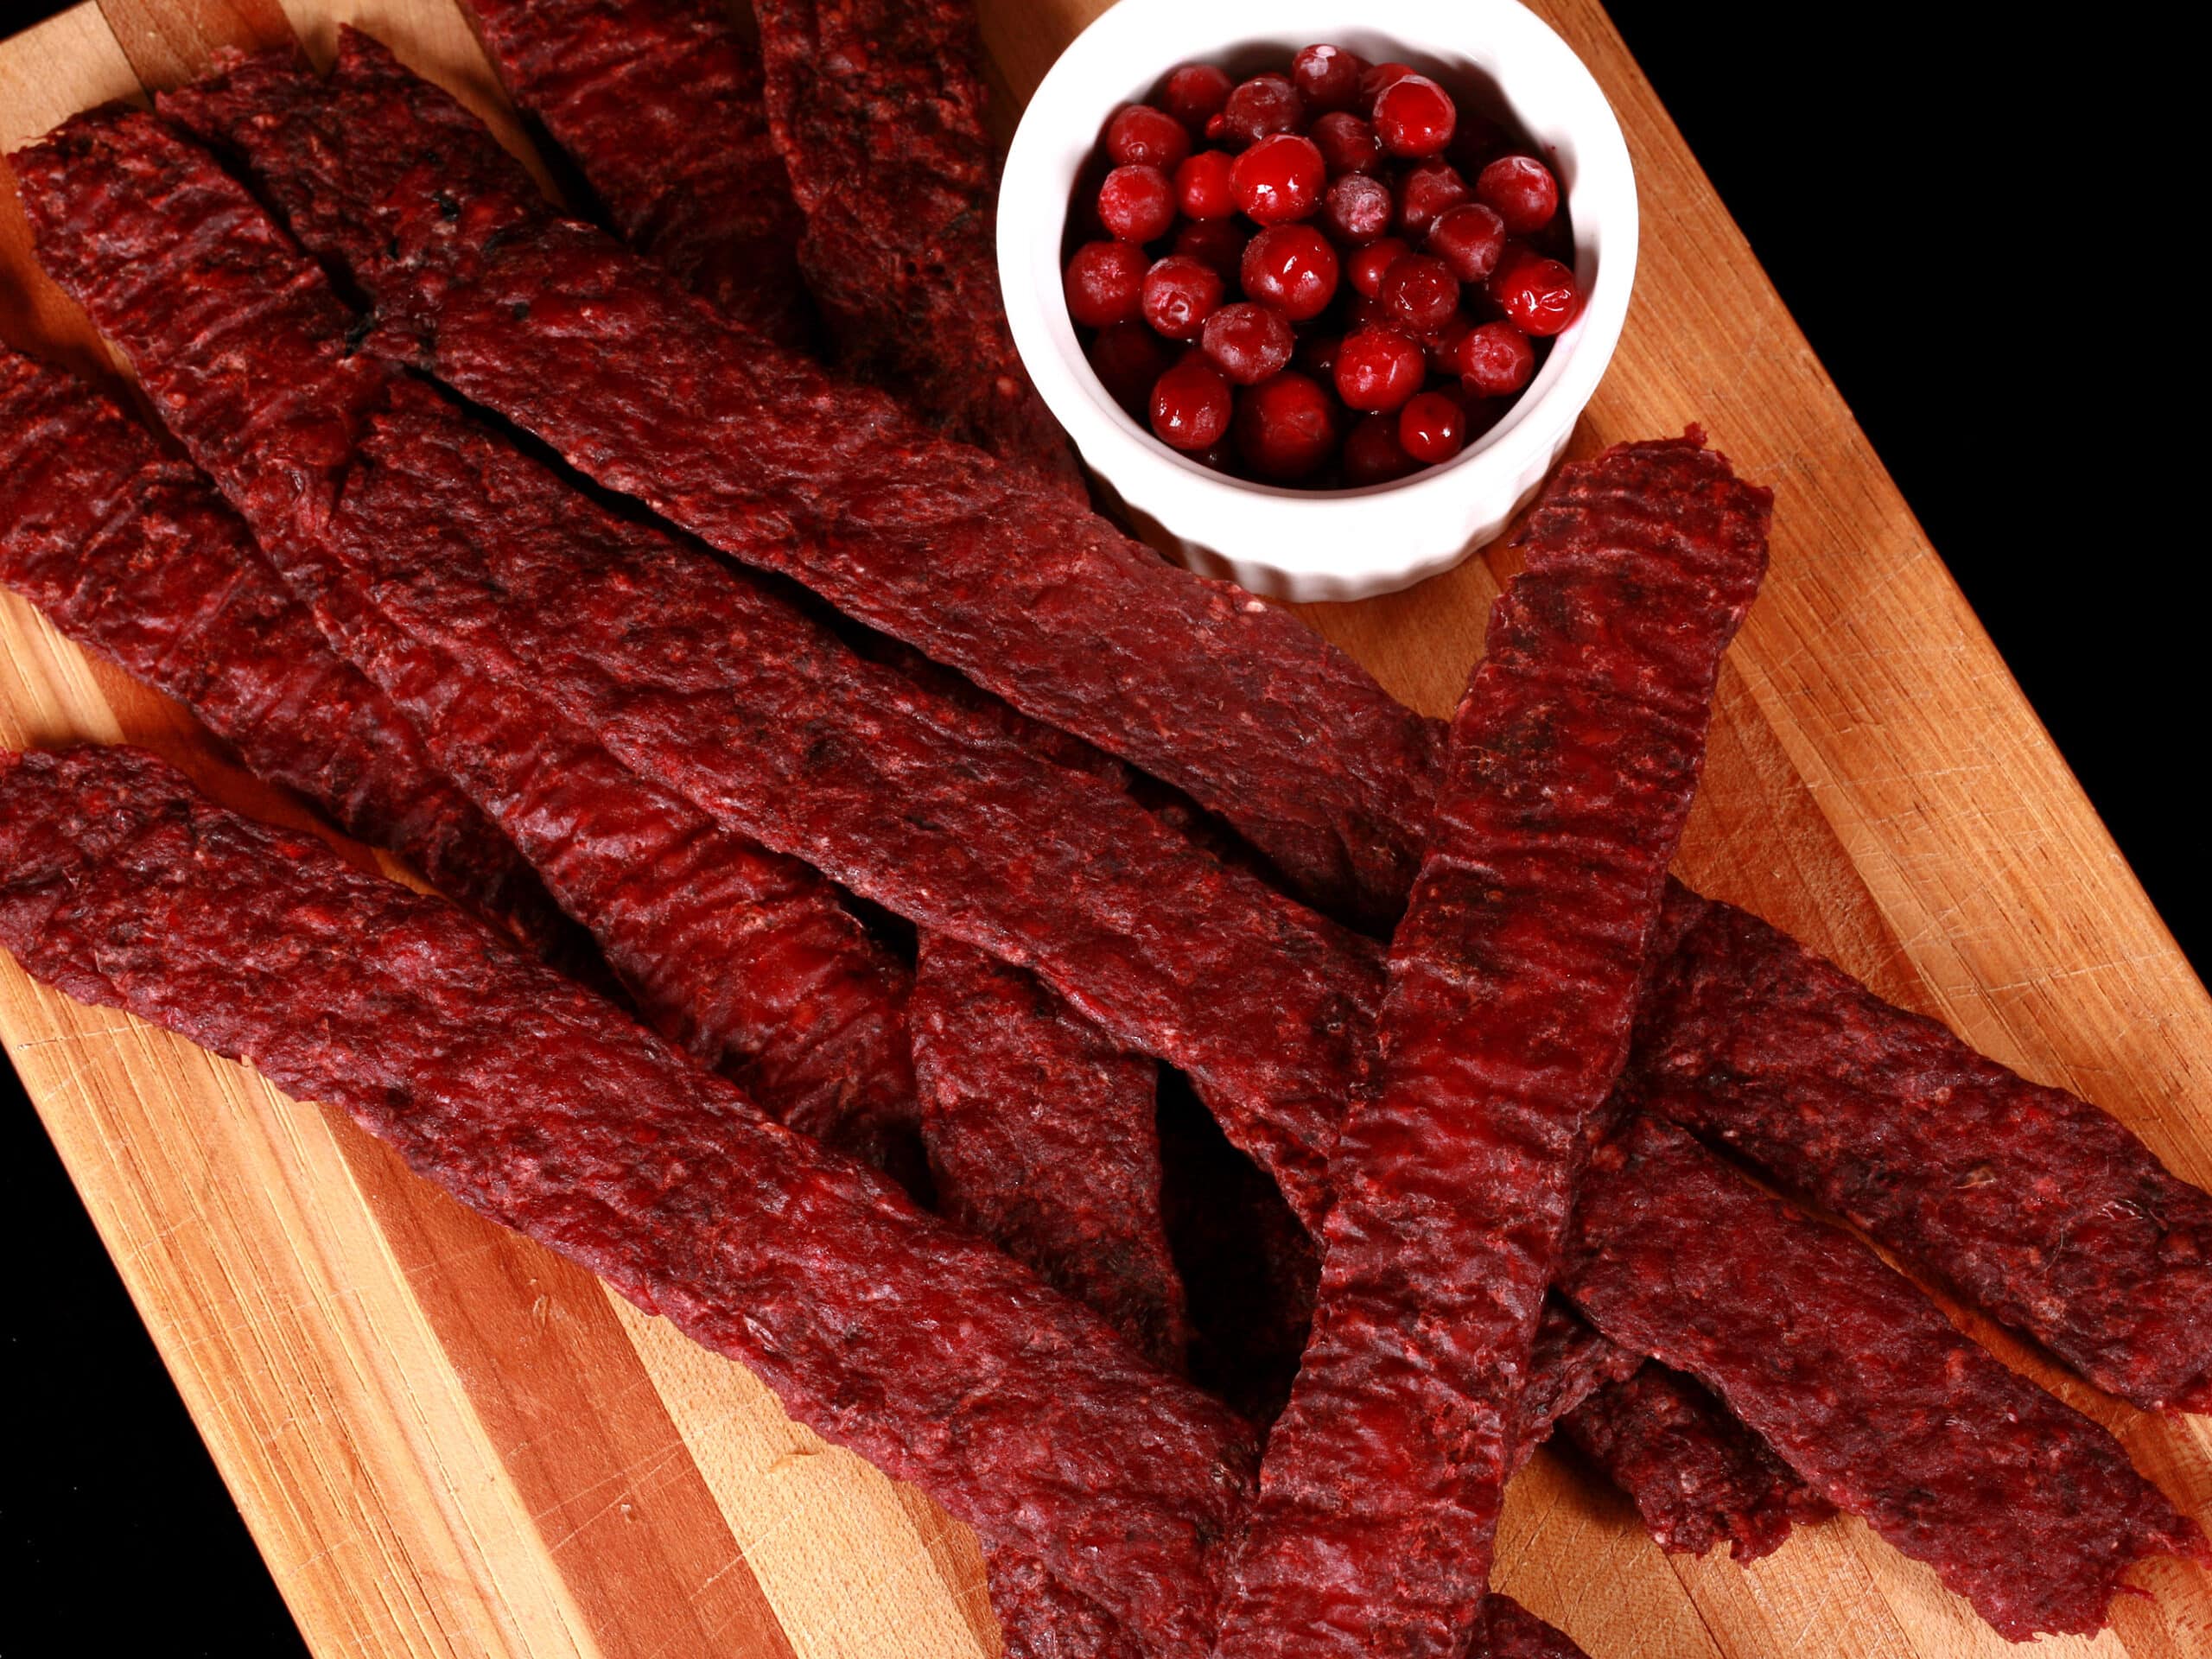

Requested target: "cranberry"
[
  {"left": 1141, "top": 254, "right": 1225, "bottom": 340},
  {"left": 1232, "top": 133, "right": 1326, "bottom": 225},
  {"left": 1174, "top": 149, "right": 1237, "bottom": 219},
  {"left": 1310, "top": 111, "right": 1382, "bottom": 178},
  {"left": 1427, "top": 314, "right": 1478, "bottom": 378},
  {"left": 1234, "top": 371, "right": 1339, "bottom": 480},
  {"left": 1240, "top": 224, "right": 1339, "bottom": 321},
  {"left": 1459, "top": 320, "right": 1535, "bottom": 396},
  {"left": 1398, "top": 389, "right": 1466, "bottom": 462},
  {"left": 1201, "top": 302, "right": 1295, "bottom": 385},
  {"left": 1379, "top": 251, "right": 1459, "bottom": 334},
  {"left": 1173, "top": 217, "right": 1248, "bottom": 283},
  {"left": 1064, "top": 239, "right": 1148, "bottom": 327},
  {"left": 1107, "top": 105, "right": 1192, "bottom": 172},
  {"left": 1216, "top": 73, "right": 1303, "bottom": 145},
  {"left": 1087, "top": 321, "right": 1175, "bottom": 415},
  {"left": 1476, "top": 154, "right": 1560, "bottom": 235},
  {"left": 1293, "top": 331, "right": 1342, "bottom": 381},
  {"left": 1161, "top": 63, "right": 1234, "bottom": 137},
  {"left": 1347, "top": 236, "right": 1410, "bottom": 298},
  {"left": 1373, "top": 74, "right": 1456, "bottom": 158},
  {"left": 1290, "top": 44, "right": 1367, "bottom": 114},
  {"left": 1319, "top": 172, "right": 1394, "bottom": 246},
  {"left": 1151, "top": 352, "right": 1234, "bottom": 449},
  {"left": 1098, "top": 164, "right": 1176, "bottom": 243},
  {"left": 1488, "top": 250, "right": 1581, "bottom": 335},
  {"left": 1360, "top": 61, "right": 1419, "bottom": 102},
  {"left": 1333, "top": 326, "right": 1427, "bottom": 412},
  {"left": 1344, "top": 411, "right": 1421, "bottom": 484},
  {"left": 1427, "top": 201, "right": 1507, "bottom": 281},
  {"left": 1395, "top": 159, "right": 1470, "bottom": 238}
]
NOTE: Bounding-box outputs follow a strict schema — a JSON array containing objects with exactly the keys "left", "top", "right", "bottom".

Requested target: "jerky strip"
[
  {"left": 162, "top": 34, "right": 1442, "bottom": 932},
  {"left": 1562, "top": 1113, "right": 2205, "bottom": 1639},
  {"left": 912, "top": 937, "right": 1189, "bottom": 1373},
  {"left": 1480, "top": 1595, "right": 1591, "bottom": 1659},
  {"left": 753, "top": 0, "right": 1081, "bottom": 493},
  {"left": 1214, "top": 435, "right": 1770, "bottom": 1659},
  {"left": 1627, "top": 886, "right": 2212, "bottom": 1414},
  {"left": 459, "top": 0, "right": 812, "bottom": 347},
  {"left": 1520, "top": 1303, "right": 1646, "bottom": 1459},
  {"left": 0, "top": 744, "right": 1254, "bottom": 1649},
  {"left": 0, "top": 344, "right": 571, "bottom": 958},
  {"left": 1561, "top": 1363, "right": 1828, "bottom": 1563}
]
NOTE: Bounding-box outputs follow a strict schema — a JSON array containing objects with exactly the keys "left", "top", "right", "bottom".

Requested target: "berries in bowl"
[{"left": 999, "top": 0, "right": 1637, "bottom": 601}]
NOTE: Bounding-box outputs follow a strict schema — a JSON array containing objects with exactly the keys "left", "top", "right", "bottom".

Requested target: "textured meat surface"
[
  {"left": 461, "top": 0, "right": 812, "bottom": 347},
  {"left": 0, "top": 745, "right": 1255, "bottom": 1649},
  {"left": 1519, "top": 1303, "right": 1645, "bottom": 1458},
  {"left": 0, "top": 344, "right": 569, "bottom": 957},
  {"left": 1630, "top": 887, "right": 2212, "bottom": 1414},
  {"left": 1562, "top": 1363, "right": 1828, "bottom": 1562},
  {"left": 1563, "top": 1114, "right": 2206, "bottom": 1639},
  {"left": 162, "top": 34, "right": 1443, "bottom": 932},
  {"left": 912, "top": 936, "right": 1189, "bottom": 1372},
  {"left": 754, "top": 0, "right": 1080, "bottom": 493},
  {"left": 1479, "top": 1595, "right": 1590, "bottom": 1659},
  {"left": 1212, "top": 435, "right": 1770, "bottom": 1659}
]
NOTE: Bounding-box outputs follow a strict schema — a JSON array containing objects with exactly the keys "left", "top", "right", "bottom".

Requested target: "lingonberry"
[
  {"left": 1087, "top": 321, "right": 1175, "bottom": 414},
  {"left": 1427, "top": 201, "right": 1507, "bottom": 282},
  {"left": 1216, "top": 73, "right": 1303, "bottom": 145},
  {"left": 1291, "top": 44, "right": 1367, "bottom": 114},
  {"left": 1162, "top": 63, "right": 1234, "bottom": 136},
  {"left": 1310, "top": 111, "right": 1382, "bottom": 177},
  {"left": 1373, "top": 74, "right": 1456, "bottom": 157},
  {"left": 1064, "top": 239, "right": 1148, "bottom": 327},
  {"left": 1320, "top": 173, "right": 1395, "bottom": 246},
  {"left": 1151, "top": 352, "right": 1234, "bottom": 449},
  {"left": 1333, "top": 326, "right": 1427, "bottom": 412},
  {"left": 1174, "top": 149, "right": 1237, "bottom": 220},
  {"left": 1347, "top": 236, "right": 1410, "bottom": 298},
  {"left": 1398, "top": 389, "right": 1467, "bottom": 462},
  {"left": 1234, "top": 371, "right": 1339, "bottom": 480},
  {"left": 1476, "top": 154, "right": 1560, "bottom": 235},
  {"left": 1241, "top": 224, "right": 1340, "bottom": 321},
  {"left": 1379, "top": 251, "right": 1459, "bottom": 334},
  {"left": 1173, "top": 217, "right": 1249, "bottom": 283},
  {"left": 1232, "top": 133, "right": 1326, "bottom": 225},
  {"left": 1343, "top": 411, "right": 1421, "bottom": 484},
  {"left": 1201, "top": 302, "right": 1295, "bottom": 385},
  {"left": 1141, "top": 254, "right": 1225, "bottom": 340},
  {"left": 1395, "top": 159, "right": 1471, "bottom": 238},
  {"left": 1458, "top": 321, "right": 1535, "bottom": 396},
  {"left": 1488, "top": 250, "right": 1580, "bottom": 335},
  {"left": 1098, "top": 164, "right": 1177, "bottom": 243},
  {"left": 1107, "top": 105, "right": 1192, "bottom": 172}
]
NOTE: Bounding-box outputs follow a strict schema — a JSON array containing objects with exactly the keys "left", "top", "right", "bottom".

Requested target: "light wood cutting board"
[{"left": 1, "top": 2, "right": 2206, "bottom": 1656}]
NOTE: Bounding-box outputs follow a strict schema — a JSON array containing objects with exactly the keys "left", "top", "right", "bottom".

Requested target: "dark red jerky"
[
  {"left": 912, "top": 936, "right": 1190, "bottom": 1374},
  {"left": 0, "top": 745, "right": 1257, "bottom": 1649},
  {"left": 1561, "top": 1363, "right": 1828, "bottom": 1563},
  {"left": 1628, "top": 887, "right": 2212, "bottom": 1414},
  {"left": 0, "top": 345, "right": 570, "bottom": 959},
  {"left": 1478, "top": 1595, "right": 1590, "bottom": 1659},
  {"left": 1562, "top": 1114, "right": 2206, "bottom": 1640},
  {"left": 984, "top": 1548, "right": 1148, "bottom": 1659},
  {"left": 753, "top": 0, "right": 1082, "bottom": 495},
  {"left": 1519, "top": 1303, "right": 1644, "bottom": 1459},
  {"left": 161, "top": 35, "right": 1444, "bottom": 933},
  {"left": 1213, "top": 436, "right": 1770, "bottom": 1659},
  {"left": 460, "top": 0, "right": 813, "bottom": 349}
]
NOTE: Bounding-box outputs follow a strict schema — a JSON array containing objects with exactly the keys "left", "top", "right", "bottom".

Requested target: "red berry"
[
  {"left": 1240, "top": 224, "right": 1339, "bottom": 321},
  {"left": 1310, "top": 111, "right": 1382, "bottom": 178},
  {"left": 1379, "top": 252, "right": 1459, "bottom": 334},
  {"left": 1333, "top": 326, "right": 1427, "bottom": 412},
  {"left": 1098, "top": 164, "right": 1176, "bottom": 242},
  {"left": 1232, "top": 133, "right": 1326, "bottom": 225},
  {"left": 1194, "top": 435, "right": 1238, "bottom": 474},
  {"left": 1151, "top": 353, "right": 1234, "bottom": 450},
  {"left": 1141, "top": 254, "right": 1224, "bottom": 340},
  {"left": 1427, "top": 201, "right": 1508, "bottom": 281},
  {"left": 1347, "top": 236, "right": 1410, "bottom": 299},
  {"left": 1359, "top": 61, "right": 1419, "bottom": 102},
  {"left": 1217, "top": 73, "right": 1303, "bottom": 146},
  {"left": 1064, "top": 239, "right": 1148, "bottom": 327},
  {"left": 1459, "top": 320, "right": 1535, "bottom": 396},
  {"left": 1427, "top": 314, "right": 1478, "bottom": 378},
  {"left": 1344, "top": 411, "right": 1421, "bottom": 485},
  {"left": 1108, "top": 105, "right": 1192, "bottom": 172},
  {"left": 1290, "top": 44, "right": 1367, "bottom": 114},
  {"left": 1087, "top": 321, "right": 1176, "bottom": 416},
  {"left": 1174, "top": 149, "right": 1237, "bottom": 219},
  {"left": 1447, "top": 111, "right": 1510, "bottom": 174},
  {"left": 1161, "top": 63, "right": 1233, "bottom": 136},
  {"left": 1173, "top": 217, "right": 1248, "bottom": 283},
  {"left": 1488, "top": 250, "right": 1581, "bottom": 335},
  {"left": 1201, "top": 302, "right": 1295, "bottom": 385},
  {"left": 1293, "top": 331, "right": 1342, "bottom": 381},
  {"left": 1398, "top": 389, "right": 1466, "bottom": 462},
  {"left": 1373, "top": 74, "right": 1456, "bottom": 157},
  {"left": 1234, "top": 371, "right": 1339, "bottom": 480},
  {"left": 1319, "top": 173, "right": 1395, "bottom": 246},
  {"left": 1395, "top": 159, "right": 1470, "bottom": 238},
  {"left": 1476, "top": 154, "right": 1560, "bottom": 235}
]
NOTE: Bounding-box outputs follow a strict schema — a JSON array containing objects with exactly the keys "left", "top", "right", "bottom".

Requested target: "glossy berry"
[
  {"left": 1395, "top": 159, "right": 1471, "bottom": 238},
  {"left": 1347, "top": 236, "right": 1410, "bottom": 299},
  {"left": 1234, "top": 371, "right": 1339, "bottom": 480},
  {"left": 1459, "top": 320, "right": 1536, "bottom": 396},
  {"left": 1427, "top": 314, "right": 1478, "bottom": 378},
  {"left": 1344, "top": 411, "right": 1421, "bottom": 484},
  {"left": 1310, "top": 111, "right": 1382, "bottom": 177},
  {"left": 1319, "top": 173, "right": 1395, "bottom": 246},
  {"left": 1398, "top": 389, "right": 1467, "bottom": 462},
  {"left": 1216, "top": 73, "right": 1303, "bottom": 145},
  {"left": 1151, "top": 353, "right": 1234, "bottom": 449},
  {"left": 1476, "top": 154, "right": 1560, "bottom": 235},
  {"left": 1232, "top": 133, "right": 1326, "bottom": 224},
  {"left": 1064, "top": 239, "right": 1148, "bottom": 327},
  {"left": 1173, "top": 218, "right": 1249, "bottom": 283},
  {"left": 1373, "top": 74, "right": 1456, "bottom": 157},
  {"left": 1333, "top": 326, "right": 1427, "bottom": 412},
  {"left": 1359, "top": 61, "right": 1420, "bottom": 102},
  {"left": 1427, "top": 201, "right": 1507, "bottom": 281},
  {"left": 1489, "top": 250, "right": 1581, "bottom": 335},
  {"left": 1162, "top": 63, "right": 1234, "bottom": 136},
  {"left": 1087, "top": 321, "right": 1175, "bottom": 415},
  {"left": 1141, "top": 254, "right": 1225, "bottom": 340},
  {"left": 1107, "top": 105, "right": 1192, "bottom": 172},
  {"left": 1291, "top": 44, "right": 1367, "bottom": 114},
  {"left": 1201, "top": 302, "right": 1295, "bottom": 385},
  {"left": 1174, "top": 149, "right": 1237, "bottom": 219},
  {"left": 1379, "top": 252, "right": 1459, "bottom": 334},
  {"left": 1241, "top": 224, "right": 1340, "bottom": 321},
  {"left": 1098, "top": 164, "right": 1176, "bottom": 242}
]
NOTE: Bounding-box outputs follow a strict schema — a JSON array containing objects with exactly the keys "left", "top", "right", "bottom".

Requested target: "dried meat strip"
[
  {"left": 1562, "top": 1112, "right": 2205, "bottom": 1639},
  {"left": 1520, "top": 1303, "right": 1645, "bottom": 1459},
  {"left": 1478, "top": 1596, "right": 1590, "bottom": 1659},
  {"left": 1212, "top": 435, "right": 1770, "bottom": 1659},
  {"left": 1626, "top": 887, "right": 2212, "bottom": 1414},
  {"left": 0, "top": 743, "right": 1256, "bottom": 1650},
  {"left": 458, "top": 0, "right": 812, "bottom": 348},
  {"left": 912, "top": 936, "right": 1190, "bottom": 1373},
  {"left": 162, "top": 34, "right": 1442, "bottom": 932},
  {"left": 0, "top": 343, "right": 572, "bottom": 959},
  {"left": 753, "top": 0, "right": 1082, "bottom": 493}
]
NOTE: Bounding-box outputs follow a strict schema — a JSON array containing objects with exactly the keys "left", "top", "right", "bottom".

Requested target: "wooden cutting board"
[{"left": 1, "top": 2, "right": 2206, "bottom": 1655}]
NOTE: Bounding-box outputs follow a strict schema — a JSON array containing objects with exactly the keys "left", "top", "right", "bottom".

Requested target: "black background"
[{"left": 2, "top": 4, "right": 2196, "bottom": 1655}]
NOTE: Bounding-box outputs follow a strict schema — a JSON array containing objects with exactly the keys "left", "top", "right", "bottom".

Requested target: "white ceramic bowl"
[{"left": 999, "top": 0, "right": 1637, "bottom": 601}]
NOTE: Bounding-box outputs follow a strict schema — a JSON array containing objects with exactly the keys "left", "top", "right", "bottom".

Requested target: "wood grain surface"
[{"left": 2, "top": 3, "right": 2207, "bottom": 1656}]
